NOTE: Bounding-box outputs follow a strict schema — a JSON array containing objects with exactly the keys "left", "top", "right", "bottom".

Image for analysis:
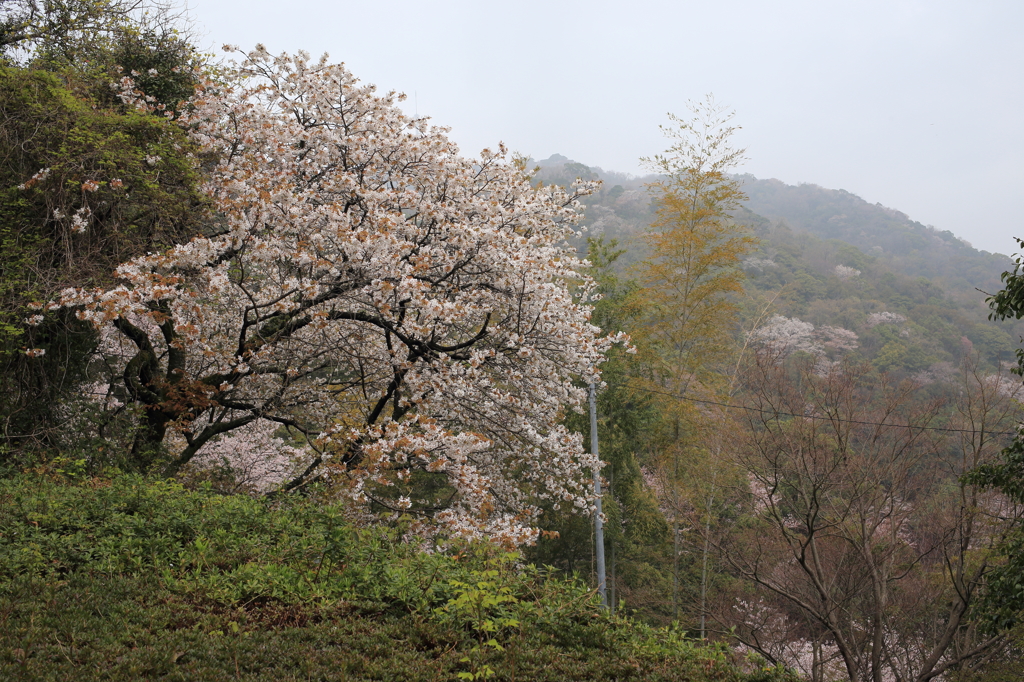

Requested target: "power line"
[{"left": 611, "top": 383, "right": 1020, "bottom": 437}]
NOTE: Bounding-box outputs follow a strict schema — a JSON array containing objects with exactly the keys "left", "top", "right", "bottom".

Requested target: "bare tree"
[{"left": 713, "top": 351, "right": 1021, "bottom": 682}]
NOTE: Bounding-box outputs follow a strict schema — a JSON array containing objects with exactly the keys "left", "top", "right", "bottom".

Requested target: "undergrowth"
[{"left": 0, "top": 469, "right": 796, "bottom": 681}]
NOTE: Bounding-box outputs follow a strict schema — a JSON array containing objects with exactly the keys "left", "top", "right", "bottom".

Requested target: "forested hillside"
[
  {"left": 3, "top": 3, "right": 1024, "bottom": 680},
  {"left": 526, "top": 148, "right": 1024, "bottom": 681},
  {"left": 532, "top": 153, "right": 1021, "bottom": 376},
  {"left": 740, "top": 176, "right": 1010, "bottom": 290}
]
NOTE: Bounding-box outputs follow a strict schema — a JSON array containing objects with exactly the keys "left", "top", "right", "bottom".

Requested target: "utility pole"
[{"left": 589, "top": 382, "right": 607, "bottom": 608}]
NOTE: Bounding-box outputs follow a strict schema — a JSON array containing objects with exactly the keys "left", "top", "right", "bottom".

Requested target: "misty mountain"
[
  {"left": 534, "top": 154, "right": 1022, "bottom": 373},
  {"left": 736, "top": 174, "right": 1012, "bottom": 298}
]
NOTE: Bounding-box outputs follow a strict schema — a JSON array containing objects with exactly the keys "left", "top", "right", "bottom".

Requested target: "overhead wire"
[{"left": 606, "top": 382, "right": 1021, "bottom": 438}]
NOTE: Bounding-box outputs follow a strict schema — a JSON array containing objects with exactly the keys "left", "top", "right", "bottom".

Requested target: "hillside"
[
  {"left": 737, "top": 175, "right": 1013, "bottom": 305},
  {"left": 531, "top": 155, "right": 1022, "bottom": 374},
  {"left": 0, "top": 470, "right": 796, "bottom": 682}
]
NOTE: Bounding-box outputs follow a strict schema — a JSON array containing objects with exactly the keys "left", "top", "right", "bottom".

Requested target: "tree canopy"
[{"left": 50, "top": 48, "right": 621, "bottom": 543}]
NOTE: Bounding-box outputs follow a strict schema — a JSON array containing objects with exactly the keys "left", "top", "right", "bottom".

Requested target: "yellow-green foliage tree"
[
  {"left": 637, "top": 96, "right": 754, "bottom": 401},
  {"left": 633, "top": 97, "right": 756, "bottom": 623}
]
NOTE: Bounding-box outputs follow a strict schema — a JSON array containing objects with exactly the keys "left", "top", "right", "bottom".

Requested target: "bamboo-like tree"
[
  {"left": 634, "top": 96, "right": 756, "bottom": 622},
  {"left": 638, "top": 97, "right": 754, "bottom": 386}
]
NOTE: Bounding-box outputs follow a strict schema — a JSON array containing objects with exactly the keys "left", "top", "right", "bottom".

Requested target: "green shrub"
[
  {"left": 0, "top": 65, "right": 207, "bottom": 453},
  {"left": 0, "top": 470, "right": 799, "bottom": 681}
]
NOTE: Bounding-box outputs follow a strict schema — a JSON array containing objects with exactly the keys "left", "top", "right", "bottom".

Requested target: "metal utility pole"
[{"left": 589, "top": 382, "right": 607, "bottom": 608}]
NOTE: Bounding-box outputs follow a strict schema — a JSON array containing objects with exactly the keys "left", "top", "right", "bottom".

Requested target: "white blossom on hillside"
[
  {"left": 865, "top": 311, "right": 906, "bottom": 328},
  {"left": 748, "top": 315, "right": 818, "bottom": 354},
  {"left": 747, "top": 315, "right": 858, "bottom": 359},
  {"left": 833, "top": 264, "right": 860, "bottom": 281}
]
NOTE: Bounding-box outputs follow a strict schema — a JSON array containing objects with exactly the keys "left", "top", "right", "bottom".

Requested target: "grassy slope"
[{"left": 0, "top": 469, "right": 795, "bottom": 682}]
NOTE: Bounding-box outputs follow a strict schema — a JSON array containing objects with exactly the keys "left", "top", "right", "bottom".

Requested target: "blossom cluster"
[
  {"left": 865, "top": 311, "right": 907, "bottom": 328},
  {"left": 747, "top": 315, "right": 859, "bottom": 358},
  {"left": 55, "top": 49, "right": 618, "bottom": 543},
  {"left": 833, "top": 264, "right": 860, "bottom": 281}
]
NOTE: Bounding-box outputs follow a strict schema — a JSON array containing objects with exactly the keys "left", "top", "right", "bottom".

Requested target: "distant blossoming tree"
[
  {"left": 53, "top": 48, "right": 619, "bottom": 543},
  {"left": 865, "top": 311, "right": 906, "bottom": 328},
  {"left": 832, "top": 264, "right": 860, "bottom": 281},
  {"left": 747, "top": 315, "right": 858, "bottom": 358}
]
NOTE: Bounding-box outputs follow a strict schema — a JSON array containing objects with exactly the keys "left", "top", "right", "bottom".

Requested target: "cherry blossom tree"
[
  {"left": 52, "top": 48, "right": 619, "bottom": 543},
  {"left": 747, "top": 315, "right": 859, "bottom": 359}
]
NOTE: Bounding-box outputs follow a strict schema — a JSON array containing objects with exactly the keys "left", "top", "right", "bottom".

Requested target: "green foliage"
[
  {"left": 0, "top": 63, "right": 205, "bottom": 450},
  {"left": 0, "top": 469, "right": 798, "bottom": 681},
  {"left": 961, "top": 238, "right": 1024, "bottom": 634},
  {"left": 529, "top": 237, "right": 674, "bottom": 622},
  {"left": 98, "top": 27, "right": 202, "bottom": 113},
  {"left": 439, "top": 552, "right": 521, "bottom": 680},
  {"left": 988, "top": 237, "right": 1024, "bottom": 369},
  {"left": 989, "top": 239, "right": 1024, "bottom": 321},
  {"left": 967, "top": 441, "right": 1024, "bottom": 631},
  {"left": 2, "top": 0, "right": 203, "bottom": 112},
  {"left": 0, "top": 0, "right": 205, "bottom": 457}
]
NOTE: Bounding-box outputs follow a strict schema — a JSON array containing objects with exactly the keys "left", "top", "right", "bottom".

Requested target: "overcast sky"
[{"left": 192, "top": 0, "right": 1022, "bottom": 256}]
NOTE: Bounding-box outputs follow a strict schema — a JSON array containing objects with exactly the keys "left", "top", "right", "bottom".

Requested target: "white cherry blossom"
[{"left": 56, "top": 48, "right": 619, "bottom": 544}]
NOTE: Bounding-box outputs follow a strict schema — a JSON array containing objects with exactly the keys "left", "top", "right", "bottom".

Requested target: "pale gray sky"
[{"left": 193, "top": 0, "right": 1022, "bottom": 256}]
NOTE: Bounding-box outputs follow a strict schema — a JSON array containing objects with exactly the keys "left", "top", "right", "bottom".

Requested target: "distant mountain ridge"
[
  {"left": 736, "top": 174, "right": 1013, "bottom": 297},
  {"left": 532, "top": 154, "right": 1014, "bottom": 303},
  {"left": 531, "top": 154, "right": 1022, "bottom": 372}
]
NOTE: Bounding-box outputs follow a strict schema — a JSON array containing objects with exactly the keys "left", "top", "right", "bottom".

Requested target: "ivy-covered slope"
[{"left": 0, "top": 64, "right": 206, "bottom": 446}]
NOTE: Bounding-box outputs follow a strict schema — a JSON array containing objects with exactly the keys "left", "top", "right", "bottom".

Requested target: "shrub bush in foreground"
[{"left": 0, "top": 470, "right": 796, "bottom": 681}]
